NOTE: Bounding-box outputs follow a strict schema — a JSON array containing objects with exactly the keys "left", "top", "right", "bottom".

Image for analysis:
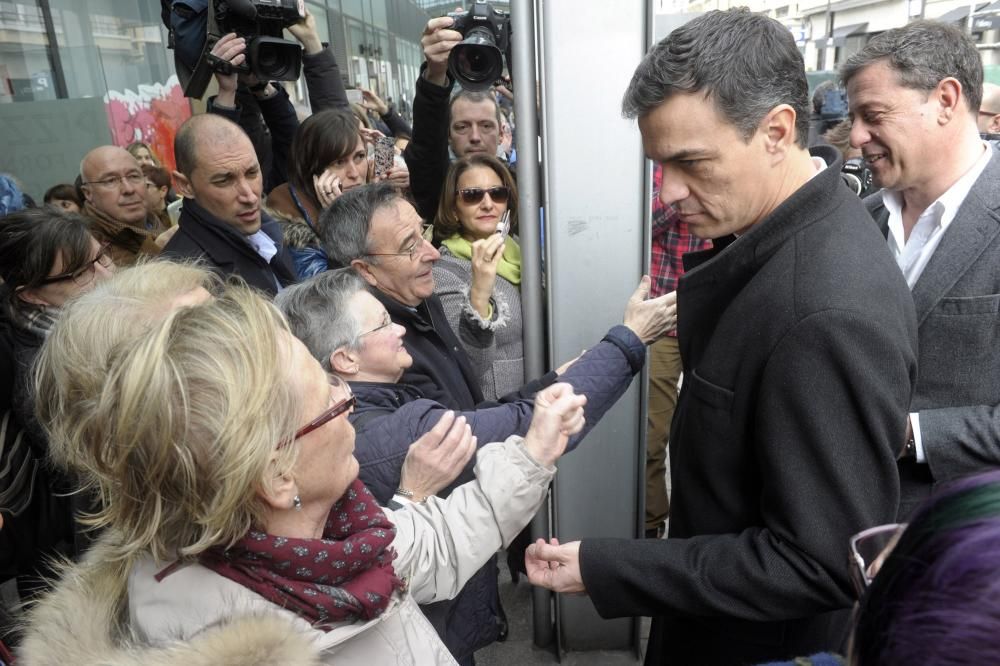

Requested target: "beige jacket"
[{"left": 19, "top": 436, "right": 552, "bottom": 665}]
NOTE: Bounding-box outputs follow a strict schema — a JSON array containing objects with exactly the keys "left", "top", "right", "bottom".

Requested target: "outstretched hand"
[
  {"left": 623, "top": 276, "right": 677, "bottom": 344},
  {"left": 523, "top": 383, "right": 586, "bottom": 468},
  {"left": 525, "top": 538, "right": 586, "bottom": 595},
  {"left": 398, "top": 411, "right": 476, "bottom": 502}
]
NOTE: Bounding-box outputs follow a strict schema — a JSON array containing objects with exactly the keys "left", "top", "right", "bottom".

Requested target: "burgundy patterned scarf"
[{"left": 199, "top": 479, "right": 405, "bottom": 627}]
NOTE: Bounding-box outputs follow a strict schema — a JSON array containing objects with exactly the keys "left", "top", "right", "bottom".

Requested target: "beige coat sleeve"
[{"left": 387, "top": 435, "right": 554, "bottom": 605}]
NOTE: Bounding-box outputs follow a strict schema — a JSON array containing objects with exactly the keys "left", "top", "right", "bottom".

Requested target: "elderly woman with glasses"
[
  {"left": 19, "top": 265, "right": 584, "bottom": 665},
  {"left": 0, "top": 207, "right": 115, "bottom": 600},
  {"left": 432, "top": 154, "right": 522, "bottom": 402}
]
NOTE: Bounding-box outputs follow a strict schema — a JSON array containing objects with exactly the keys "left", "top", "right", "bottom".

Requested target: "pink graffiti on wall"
[{"left": 104, "top": 74, "right": 192, "bottom": 172}]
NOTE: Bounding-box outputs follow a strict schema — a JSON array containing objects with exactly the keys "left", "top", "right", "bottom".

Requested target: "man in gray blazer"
[{"left": 843, "top": 21, "right": 1000, "bottom": 518}]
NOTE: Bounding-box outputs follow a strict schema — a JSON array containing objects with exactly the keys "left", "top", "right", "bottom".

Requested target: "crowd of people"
[{"left": 1, "top": 5, "right": 1000, "bottom": 666}]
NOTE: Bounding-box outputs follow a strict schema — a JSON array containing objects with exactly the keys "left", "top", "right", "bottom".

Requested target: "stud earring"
[{"left": 292, "top": 495, "right": 302, "bottom": 511}]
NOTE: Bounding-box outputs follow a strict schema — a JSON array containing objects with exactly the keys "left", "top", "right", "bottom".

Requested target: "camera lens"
[
  {"left": 248, "top": 36, "right": 302, "bottom": 81},
  {"left": 449, "top": 28, "right": 503, "bottom": 92}
]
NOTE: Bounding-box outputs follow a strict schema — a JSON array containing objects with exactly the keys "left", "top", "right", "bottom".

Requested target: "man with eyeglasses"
[
  {"left": 977, "top": 83, "right": 1000, "bottom": 137},
  {"left": 79, "top": 146, "right": 168, "bottom": 266},
  {"left": 162, "top": 114, "right": 297, "bottom": 297},
  {"left": 319, "top": 181, "right": 498, "bottom": 412}
]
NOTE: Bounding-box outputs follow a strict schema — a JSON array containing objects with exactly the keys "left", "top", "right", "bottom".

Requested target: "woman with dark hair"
[
  {"left": 432, "top": 154, "right": 522, "bottom": 401},
  {"left": 0, "top": 207, "right": 115, "bottom": 601},
  {"left": 43, "top": 183, "right": 83, "bottom": 214},
  {"left": 268, "top": 109, "right": 410, "bottom": 279}
]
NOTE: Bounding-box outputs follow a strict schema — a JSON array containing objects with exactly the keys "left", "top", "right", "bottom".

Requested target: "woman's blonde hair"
[
  {"left": 432, "top": 153, "right": 518, "bottom": 243},
  {"left": 34, "top": 260, "right": 303, "bottom": 563}
]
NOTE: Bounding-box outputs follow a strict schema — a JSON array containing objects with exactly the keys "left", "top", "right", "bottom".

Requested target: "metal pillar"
[{"left": 534, "top": 0, "right": 649, "bottom": 657}]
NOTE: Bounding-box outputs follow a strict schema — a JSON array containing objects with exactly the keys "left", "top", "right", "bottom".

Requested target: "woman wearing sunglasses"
[
  {"left": 433, "top": 154, "right": 522, "bottom": 402},
  {"left": 0, "top": 207, "right": 114, "bottom": 601},
  {"left": 20, "top": 273, "right": 584, "bottom": 664}
]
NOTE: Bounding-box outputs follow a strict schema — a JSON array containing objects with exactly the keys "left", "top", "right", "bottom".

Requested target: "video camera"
[
  {"left": 447, "top": 0, "right": 511, "bottom": 92},
  {"left": 165, "top": 0, "right": 305, "bottom": 99}
]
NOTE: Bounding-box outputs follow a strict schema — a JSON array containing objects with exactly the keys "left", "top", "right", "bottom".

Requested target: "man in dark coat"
[
  {"left": 843, "top": 21, "right": 1000, "bottom": 519},
  {"left": 319, "top": 181, "right": 484, "bottom": 411},
  {"left": 163, "top": 114, "right": 296, "bottom": 297},
  {"left": 524, "top": 9, "right": 918, "bottom": 665}
]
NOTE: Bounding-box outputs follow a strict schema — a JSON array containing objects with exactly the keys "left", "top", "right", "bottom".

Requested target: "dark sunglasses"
[{"left": 458, "top": 186, "right": 510, "bottom": 205}]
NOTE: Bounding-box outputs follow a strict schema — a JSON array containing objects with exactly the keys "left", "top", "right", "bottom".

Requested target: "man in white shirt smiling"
[{"left": 843, "top": 20, "right": 1000, "bottom": 518}]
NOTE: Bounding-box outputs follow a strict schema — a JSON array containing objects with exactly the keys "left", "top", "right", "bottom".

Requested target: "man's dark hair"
[
  {"left": 622, "top": 8, "right": 810, "bottom": 148},
  {"left": 840, "top": 20, "right": 983, "bottom": 116},
  {"left": 318, "top": 181, "right": 401, "bottom": 269}
]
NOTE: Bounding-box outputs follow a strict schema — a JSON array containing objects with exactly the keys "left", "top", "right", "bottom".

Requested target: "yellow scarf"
[{"left": 441, "top": 233, "right": 522, "bottom": 286}]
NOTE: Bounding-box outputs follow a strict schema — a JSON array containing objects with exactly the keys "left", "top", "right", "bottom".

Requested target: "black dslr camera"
[
  {"left": 168, "top": 0, "right": 305, "bottom": 99},
  {"left": 841, "top": 157, "right": 875, "bottom": 198},
  {"left": 447, "top": 0, "right": 511, "bottom": 92}
]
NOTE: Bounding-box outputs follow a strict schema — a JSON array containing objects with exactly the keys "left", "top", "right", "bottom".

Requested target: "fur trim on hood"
[{"left": 18, "top": 537, "right": 320, "bottom": 666}]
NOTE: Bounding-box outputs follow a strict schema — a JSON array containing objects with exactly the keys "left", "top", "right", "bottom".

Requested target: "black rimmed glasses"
[
  {"left": 35, "top": 242, "right": 114, "bottom": 288},
  {"left": 81, "top": 172, "right": 145, "bottom": 190},
  {"left": 848, "top": 522, "right": 906, "bottom": 599},
  {"left": 458, "top": 186, "right": 510, "bottom": 205},
  {"left": 284, "top": 375, "right": 356, "bottom": 445},
  {"left": 359, "top": 311, "right": 393, "bottom": 337}
]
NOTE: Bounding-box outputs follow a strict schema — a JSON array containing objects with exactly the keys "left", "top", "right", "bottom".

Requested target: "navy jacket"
[
  {"left": 374, "top": 289, "right": 485, "bottom": 410},
  {"left": 162, "top": 198, "right": 297, "bottom": 297},
  {"left": 350, "top": 324, "right": 645, "bottom": 504}
]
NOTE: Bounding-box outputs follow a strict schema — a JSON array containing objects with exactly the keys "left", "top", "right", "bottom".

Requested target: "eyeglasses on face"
[
  {"left": 82, "top": 172, "right": 145, "bottom": 190},
  {"left": 848, "top": 522, "right": 907, "bottom": 599},
  {"left": 283, "top": 374, "right": 356, "bottom": 446},
  {"left": 359, "top": 311, "right": 393, "bottom": 337},
  {"left": 36, "top": 242, "right": 114, "bottom": 288},
  {"left": 458, "top": 186, "right": 510, "bottom": 205},
  {"left": 366, "top": 238, "right": 424, "bottom": 261}
]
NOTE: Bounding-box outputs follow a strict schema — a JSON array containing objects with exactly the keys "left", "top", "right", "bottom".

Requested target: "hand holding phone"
[{"left": 495, "top": 210, "right": 511, "bottom": 242}]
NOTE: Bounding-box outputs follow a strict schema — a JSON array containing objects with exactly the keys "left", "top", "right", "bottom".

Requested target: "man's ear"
[
  {"left": 761, "top": 104, "right": 797, "bottom": 160},
  {"left": 330, "top": 347, "right": 360, "bottom": 376},
  {"left": 933, "top": 77, "right": 963, "bottom": 123},
  {"left": 351, "top": 258, "right": 378, "bottom": 287},
  {"left": 173, "top": 170, "right": 195, "bottom": 198},
  {"left": 989, "top": 114, "right": 1000, "bottom": 134},
  {"left": 81, "top": 184, "right": 94, "bottom": 205},
  {"left": 258, "top": 466, "right": 297, "bottom": 512}
]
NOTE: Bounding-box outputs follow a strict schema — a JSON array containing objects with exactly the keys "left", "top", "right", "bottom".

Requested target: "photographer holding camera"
[
  {"left": 403, "top": 5, "right": 511, "bottom": 226},
  {"left": 166, "top": 3, "right": 350, "bottom": 194}
]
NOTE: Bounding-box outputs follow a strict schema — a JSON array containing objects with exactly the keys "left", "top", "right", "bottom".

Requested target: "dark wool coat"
[
  {"left": 162, "top": 199, "right": 297, "bottom": 298},
  {"left": 581, "top": 147, "right": 918, "bottom": 665}
]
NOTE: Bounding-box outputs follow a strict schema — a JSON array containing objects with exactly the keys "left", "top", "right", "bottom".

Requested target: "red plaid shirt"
[{"left": 650, "top": 166, "right": 711, "bottom": 336}]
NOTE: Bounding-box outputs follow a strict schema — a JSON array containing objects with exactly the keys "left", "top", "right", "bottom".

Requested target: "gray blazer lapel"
[{"left": 911, "top": 153, "right": 1000, "bottom": 325}]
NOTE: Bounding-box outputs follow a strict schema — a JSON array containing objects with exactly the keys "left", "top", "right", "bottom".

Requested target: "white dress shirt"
[{"left": 883, "top": 141, "right": 993, "bottom": 461}]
